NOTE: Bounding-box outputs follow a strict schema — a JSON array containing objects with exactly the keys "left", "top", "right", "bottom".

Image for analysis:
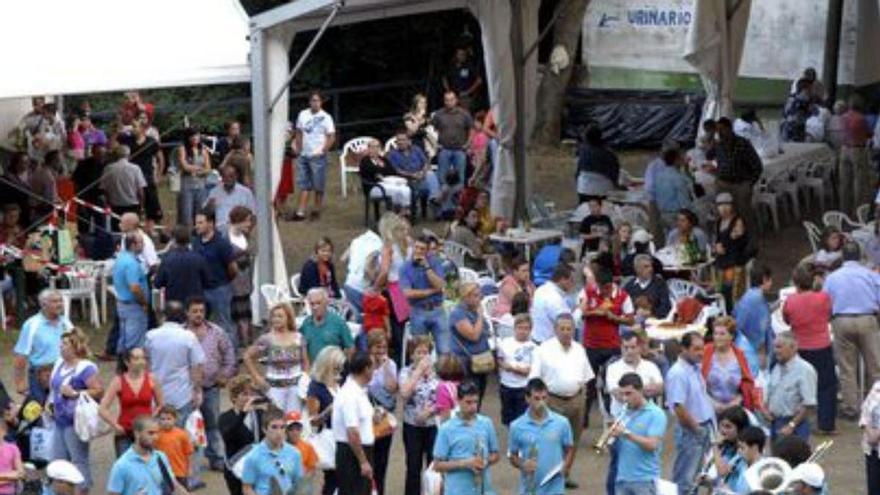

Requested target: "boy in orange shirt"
[
  {"left": 285, "top": 411, "right": 318, "bottom": 492},
  {"left": 154, "top": 406, "right": 194, "bottom": 488}
]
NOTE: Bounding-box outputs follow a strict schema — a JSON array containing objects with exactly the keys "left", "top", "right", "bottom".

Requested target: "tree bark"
[{"left": 532, "top": 0, "right": 591, "bottom": 147}]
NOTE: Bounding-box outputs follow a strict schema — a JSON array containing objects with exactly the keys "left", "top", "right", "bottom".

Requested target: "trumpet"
[
  {"left": 806, "top": 439, "right": 833, "bottom": 463},
  {"left": 594, "top": 406, "right": 629, "bottom": 454}
]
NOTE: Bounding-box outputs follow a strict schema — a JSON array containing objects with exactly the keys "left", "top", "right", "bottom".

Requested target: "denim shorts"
[{"left": 296, "top": 154, "right": 328, "bottom": 192}]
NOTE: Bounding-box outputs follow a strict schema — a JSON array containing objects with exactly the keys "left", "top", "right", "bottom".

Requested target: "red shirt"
[
  {"left": 841, "top": 110, "right": 872, "bottom": 146},
  {"left": 782, "top": 290, "right": 832, "bottom": 350},
  {"left": 583, "top": 284, "right": 631, "bottom": 349},
  {"left": 117, "top": 373, "right": 155, "bottom": 433},
  {"left": 362, "top": 291, "right": 390, "bottom": 332}
]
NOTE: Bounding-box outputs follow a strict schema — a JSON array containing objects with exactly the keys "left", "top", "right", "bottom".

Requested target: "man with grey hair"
[
  {"left": 822, "top": 241, "right": 880, "bottom": 419},
  {"left": 764, "top": 331, "right": 817, "bottom": 441},
  {"left": 119, "top": 212, "right": 158, "bottom": 271},
  {"left": 13, "top": 289, "right": 72, "bottom": 402},
  {"left": 100, "top": 143, "right": 147, "bottom": 226},
  {"left": 623, "top": 253, "right": 671, "bottom": 318},
  {"left": 529, "top": 313, "right": 594, "bottom": 488},
  {"left": 299, "top": 287, "right": 354, "bottom": 362},
  {"left": 112, "top": 232, "right": 149, "bottom": 353}
]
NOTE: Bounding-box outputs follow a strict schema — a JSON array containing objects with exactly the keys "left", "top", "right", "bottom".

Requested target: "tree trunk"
[{"left": 532, "top": 0, "right": 591, "bottom": 147}]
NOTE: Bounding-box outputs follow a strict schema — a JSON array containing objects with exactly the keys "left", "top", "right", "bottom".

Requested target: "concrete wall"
[{"left": 581, "top": 0, "right": 877, "bottom": 86}]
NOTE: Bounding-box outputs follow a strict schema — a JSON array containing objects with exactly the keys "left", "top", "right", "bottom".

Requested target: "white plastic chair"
[
  {"left": 768, "top": 170, "right": 801, "bottom": 223},
  {"left": 857, "top": 203, "right": 873, "bottom": 225},
  {"left": 384, "top": 137, "right": 398, "bottom": 153},
  {"left": 458, "top": 267, "right": 479, "bottom": 284},
  {"left": 803, "top": 221, "right": 822, "bottom": 253},
  {"left": 443, "top": 241, "right": 476, "bottom": 269},
  {"left": 260, "top": 284, "right": 295, "bottom": 310},
  {"left": 73, "top": 259, "right": 112, "bottom": 324},
  {"left": 339, "top": 136, "right": 374, "bottom": 199},
  {"left": 59, "top": 266, "right": 100, "bottom": 327},
  {"left": 290, "top": 273, "right": 303, "bottom": 299},
  {"left": 752, "top": 178, "right": 781, "bottom": 232},
  {"left": 822, "top": 210, "right": 861, "bottom": 232},
  {"left": 795, "top": 162, "right": 825, "bottom": 214}
]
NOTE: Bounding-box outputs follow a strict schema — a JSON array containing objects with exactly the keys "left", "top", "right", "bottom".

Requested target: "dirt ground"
[{"left": 4, "top": 147, "right": 866, "bottom": 494}]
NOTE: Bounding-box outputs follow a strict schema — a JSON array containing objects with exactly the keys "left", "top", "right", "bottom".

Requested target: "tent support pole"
[
  {"left": 250, "top": 28, "right": 275, "bottom": 321},
  {"left": 822, "top": 0, "right": 844, "bottom": 105},
  {"left": 268, "top": 1, "right": 342, "bottom": 112},
  {"left": 510, "top": 0, "right": 528, "bottom": 224}
]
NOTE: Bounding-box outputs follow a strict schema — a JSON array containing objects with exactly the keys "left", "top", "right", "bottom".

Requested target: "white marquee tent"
[
  {"left": 247, "top": 0, "right": 540, "bottom": 294},
  {"left": 0, "top": 0, "right": 251, "bottom": 99}
]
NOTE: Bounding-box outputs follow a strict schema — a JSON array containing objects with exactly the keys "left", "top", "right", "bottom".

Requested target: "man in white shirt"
[
  {"left": 291, "top": 90, "right": 336, "bottom": 221},
  {"left": 332, "top": 352, "right": 375, "bottom": 495},
  {"left": 530, "top": 264, "right": 575, "bottom": 344},
  {"left": 529, "top": 313, "right": 594, "bottom": 489},
  {"left": 603, "top": 331, "right": 664, "bottom": 495}
]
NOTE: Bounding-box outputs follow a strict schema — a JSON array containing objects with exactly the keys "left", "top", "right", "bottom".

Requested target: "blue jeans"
[
  {"left": 205, "top": 284, "right": 236, "bottom": 348},
  {"left": 116, "top": 301, "right": 148, "bottom": 354},
  {"left": 27, "top": 366, "right": 48, "bottom": 404},
  {"left": 437, "top": 149, "right": 466, "bottom": 186},
  {"left": 52, "top": 424, "right": 91, "bottom": 489},
  {"left": 296, "top": 154, "right": 328, "bottom": 192},
  {"left": 410, "top": 172, "right": 441, "bottom": 201},
  {"left": 615, "top": 481, "right": 657, "bottom": 495},
  {"left": 409, "top": 306, "right": 449, "bottom": 355},
  {"left": 178, "top": 179, "right": 207, "bottom": 226},
  {"left": 672, "top": 422, "right": 711, "bottom": 495},
  {"left": 201, "top": 387, "right": 225, "bottom": 465},
  {"left": 606, "top": 439, "right": 619, "bottom": 495},
  {"left": 771, "top": 416, "right": 811, "bottom": 442}
]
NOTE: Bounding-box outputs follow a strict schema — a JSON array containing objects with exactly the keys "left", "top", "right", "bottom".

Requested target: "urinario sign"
[{"left": 581, "top": 0, "right": 875, "bottom": 84}]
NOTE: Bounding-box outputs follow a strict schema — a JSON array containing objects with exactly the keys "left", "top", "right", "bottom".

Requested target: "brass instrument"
[
  {"left": 806, "top": 440, "right": 833, "bottom": 463},
  {"left": 593, "top": 405, "right": 629, "bottom": 454},
  {"left": 474, "top": 436, "right": 485, "bottom": 495},
  {"left": 525, "top": 441, "right": 538, "bottom": 495}
]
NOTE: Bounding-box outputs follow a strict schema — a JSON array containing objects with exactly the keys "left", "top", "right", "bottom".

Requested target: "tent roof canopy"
[{"left": 0, "top": 0, "right": 250, "bottom": 100}]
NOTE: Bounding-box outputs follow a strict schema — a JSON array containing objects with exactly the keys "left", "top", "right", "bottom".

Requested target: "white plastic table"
[{"left": 489, "top": 227, "right": 563, "bottom": 261}]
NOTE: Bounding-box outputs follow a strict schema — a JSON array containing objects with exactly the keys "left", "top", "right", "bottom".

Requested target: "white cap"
[
  {"left": 631, "top": 229, "right": 653, "bottom": 244},
  {"left": 789, "top": 462, "right": 825, "bottom": 488},
  {"left": 46, "top": 460, "right": 84, "bottom": 485}
]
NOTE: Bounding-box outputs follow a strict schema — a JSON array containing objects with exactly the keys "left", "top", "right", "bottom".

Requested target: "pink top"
[
  {"left": 0, "top": 441, "right": 20, "bottom": 495},
  {"left": 494, "top": 275, "right": 535, "bottom": 318},
  {"left": 435, "top": 380, "right": 458, "bottom": 415},
  {"left": 470, "top": 131, "right": 489, "bottom": 155},
  {"left": 782, "top": 291, "right": 833, "bottom": 350}
]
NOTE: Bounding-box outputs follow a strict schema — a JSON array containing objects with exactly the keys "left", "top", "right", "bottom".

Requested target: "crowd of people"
[{"left": 0, "top": 60, "right": 879, "bottom": 495}]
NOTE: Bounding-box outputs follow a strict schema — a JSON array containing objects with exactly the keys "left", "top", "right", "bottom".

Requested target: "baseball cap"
[
  {"left": 47, "top": 460, "right": 85, "bottom": 485},
  {"left": 789, "top": 462, "right": 825, "bottom": 488},
  {"left": 715, "top": 192, "right": 734, "bottom": 205},
  {"left": 631, "top": 229, "right": 653, "bottom": 244},
  {"left": 285, "top": 411, "right": 304, "bottom": 428}
]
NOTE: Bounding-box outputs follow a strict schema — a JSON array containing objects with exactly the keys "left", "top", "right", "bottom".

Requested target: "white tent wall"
[
  {"left": 0, "top": 99, "right": 33, "bottom": 144},
  {"left": 0, "top": 0, "right": 250, "bottom": 100},
  {"left": 683, "top": 0, "right": 752, "bottom": 121},
  {"left": 250, "top": 0, "right": 539, "bottom": 296}
]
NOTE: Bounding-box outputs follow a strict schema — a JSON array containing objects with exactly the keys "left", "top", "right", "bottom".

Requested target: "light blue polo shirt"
[
  {"left": 666, "top": 358, "right": 715, "bottom": 424},
  {"left": 113, "top": 250, "right": 147, "bottom": 303},
  {"left": 433, "top": 413, "right": 499, "bottom": 495},
  {"left": 616, "top": 401, "right": 667, "bottom": 482},
  {"left": 106, "top": 447, "right": 174, "bottom": 495},
  {"left": 13, "top": 312, "right": 72, "bottom": 367},
  {"left": 509, "top": 408, "right": 573, "bottom": 495},
  {"left": 241, "top": 441, "right": 303, "bottom": 495}
]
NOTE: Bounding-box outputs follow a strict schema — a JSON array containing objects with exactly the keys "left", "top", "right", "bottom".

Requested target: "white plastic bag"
[
  {"left": 308, "top": 428, "right": 336, "bottom": 470},
  {"left": 185, "top": 410, "right": 207, "bottom": 449},
  {"left": 421, "top": 462, "right": 442, "bottom": 495},
  {"left": 74, "top": 393, "right": 111, "bottom": 442}
]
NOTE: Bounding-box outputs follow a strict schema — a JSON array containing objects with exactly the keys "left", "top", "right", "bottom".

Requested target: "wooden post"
[{"left": 822, "top": 0, "right": 844, "bottom": 105}]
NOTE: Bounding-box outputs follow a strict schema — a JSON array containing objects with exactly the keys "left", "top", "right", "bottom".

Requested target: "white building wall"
[{"left": 582, "top": 0, "right": 876, "bottom": 85}]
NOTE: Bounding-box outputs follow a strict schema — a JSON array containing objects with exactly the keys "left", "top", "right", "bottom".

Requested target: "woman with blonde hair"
[
  {"left": 377, "top": 212, "right": 412, "bottom": 365},
  {"left": 359, "top": 138, "right": 411, "bottom": 211},
  {"left": 49, "top": 329, "right": 103, "bottom": 495},
  {"left": 243, "top": 303, "right": 308, "bottom": 413},
  {"left": 306, "top": 346, "right": 346, "bottom": 495},
  {"left": 403, "top": 93, "right": 437, "bottom": 158},
  {"left": 398, "top": 335, "right": 439, "bottom": 495}
]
